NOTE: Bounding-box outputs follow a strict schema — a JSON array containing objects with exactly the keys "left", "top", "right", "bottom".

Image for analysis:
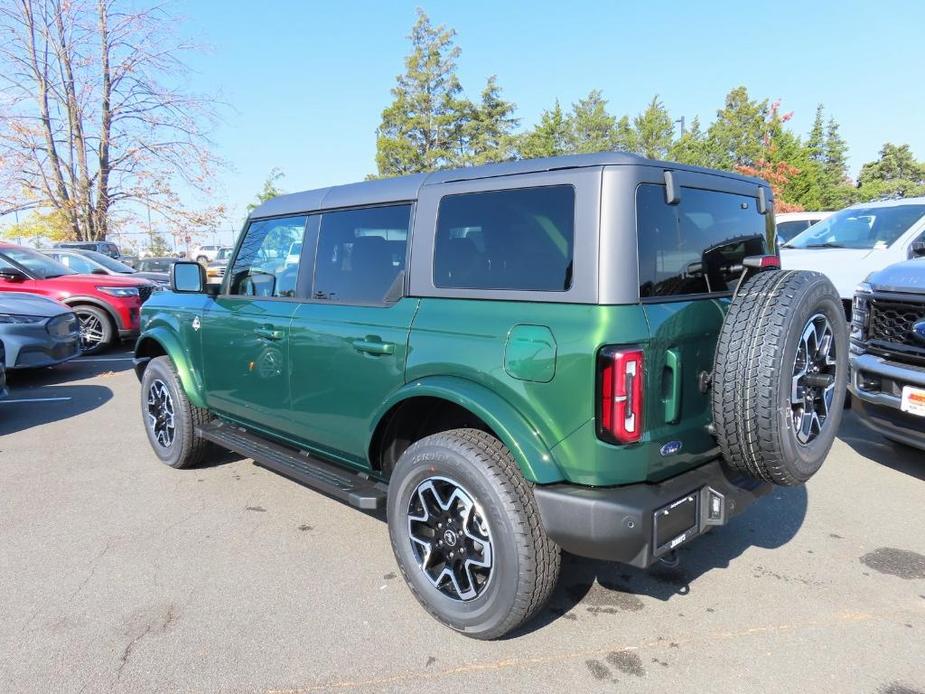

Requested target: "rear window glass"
[
  {"left": 434, "top": 186, "right": 574, "bottom": 291},
  {"left": 636, "top": 184, "right": 773, "bottom": 299}
]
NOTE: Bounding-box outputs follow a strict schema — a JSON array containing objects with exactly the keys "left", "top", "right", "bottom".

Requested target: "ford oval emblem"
[
  {"left": 914, "top": 320, "right": 925, "bottom": 344},
  {"left": 660, "top": 441, "right": 683, "bottom": 457}
]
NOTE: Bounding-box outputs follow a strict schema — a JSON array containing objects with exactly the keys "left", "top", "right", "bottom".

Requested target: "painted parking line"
[{"left": 0, "top": 397, "right": 72, "bottom": 404}]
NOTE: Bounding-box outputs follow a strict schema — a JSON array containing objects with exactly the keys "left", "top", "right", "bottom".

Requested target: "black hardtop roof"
[{"left": 250, "top": 151, "right": 768, "bottom": 219}]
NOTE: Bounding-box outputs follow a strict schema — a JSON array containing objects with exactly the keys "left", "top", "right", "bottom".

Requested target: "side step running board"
[{"left": 197, "top": 421, "right": 387, "bottom": 510}]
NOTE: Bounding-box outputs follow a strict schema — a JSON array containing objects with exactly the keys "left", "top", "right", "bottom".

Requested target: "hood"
[
  {"left": 0, "top": 291, "right": 72, "bottom": 317},
  {"left": 780, "top": 247, "right": 887, "bottom": 299},
  {"left": 867, "top": 259, "right": 925, "bottom": 294},
  {"left": 133, "top": 271, "right": 169, "bottom": 284}
]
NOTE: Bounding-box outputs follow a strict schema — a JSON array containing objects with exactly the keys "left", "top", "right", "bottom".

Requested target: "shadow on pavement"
[
  {"left": 6, "top": 353, "right": 135, "bottom": 389},
  {"left": 514, "top": 484, "right": 808, "bottom": 637},
  {"left": 837, "top": 411, "right": 925, "bottom": 482},
  {"left": 0, "top": 384, "right": 113, "bottom": 436}
]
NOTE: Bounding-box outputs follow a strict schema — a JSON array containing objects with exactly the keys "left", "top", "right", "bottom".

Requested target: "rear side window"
[
  {"left": 313, "top": 204, "right": 411, "bottom": 304},
  {"left": 637, "top": 184, "right": 773, "bottom": 299},
  {"left": 434, "top": 186, "right": 575, "bottom": 291}
]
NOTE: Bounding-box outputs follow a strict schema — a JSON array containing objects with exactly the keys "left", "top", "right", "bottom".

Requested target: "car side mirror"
[
  {"left": 911, "top": 240, "right": 925, "bottom": 258},
  {"left": 0, "top": 268, "right": 27, "bottom": 282},
  {"left": 170, "top": 261, "right": 206, "bottom": 293}
]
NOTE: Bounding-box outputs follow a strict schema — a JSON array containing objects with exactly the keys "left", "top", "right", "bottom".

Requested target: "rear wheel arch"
[{"left": 368, "top": 379, "right": 564, "bottom": 484}]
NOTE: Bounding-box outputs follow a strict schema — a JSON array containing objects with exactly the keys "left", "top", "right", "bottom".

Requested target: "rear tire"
[
  {"left": 140, "top": 356, "right": 211, "bottom": 469},
  {"left": 387, "top": 428, "right": 560, "bottom": 639},
  {"left": 712, "top": 270, "right": 848, "bottom": 486}
]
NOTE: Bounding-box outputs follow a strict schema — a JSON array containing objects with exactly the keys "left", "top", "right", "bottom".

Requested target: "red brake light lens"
[{"left": 598, "top": 347, "right": 644, "bottom": 444}]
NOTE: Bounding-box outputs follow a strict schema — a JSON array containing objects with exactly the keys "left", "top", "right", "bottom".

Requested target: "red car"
[{"left": 0, "top": 242, "right": 156, "bottom": 354}]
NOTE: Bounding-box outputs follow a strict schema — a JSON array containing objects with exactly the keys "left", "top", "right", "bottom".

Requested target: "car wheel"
[
  {"left": 74, "top": 305, "right": 113, "bottom": 355},
  {"left": 196, "top": 255, "right": 208, "bottom": 264},
  {"left": 387, "top": 428, "right": 561, "bottom": 640},
  {"left": 712, "top": 270, "right": 849, "bottom": 486},
  {"left": 140, "top": 356, "right": 212, "bottom": 469}
]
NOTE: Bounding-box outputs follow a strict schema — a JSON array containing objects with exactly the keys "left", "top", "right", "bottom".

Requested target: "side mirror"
[
  {"left": 170, "top": 261, "right": 206, "bottom": 293},
  {"left": 0, "top": 268, "right": 27, "bottom": 282},
  {"left": 911, "top": 240, "right": 925, "bottom": 258}
]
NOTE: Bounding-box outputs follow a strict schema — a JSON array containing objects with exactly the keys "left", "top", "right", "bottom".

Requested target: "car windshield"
[
  {"left": 216, "top": 247, "right": 233, "bottom": 260},
  {"left": 785, "top": 204, "right": 925, "bottom": 250},
  {"left": 2, "top": 246, "right": 76, "bottom": 279},
  {"left": 81, "top": 249, "right": 136, "bottom": 273}
]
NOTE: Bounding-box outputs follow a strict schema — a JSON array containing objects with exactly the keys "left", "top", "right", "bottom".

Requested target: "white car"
[
  {"left": 775, "top": 211, "right": 833, "bottom": 244},
  {"left": 780, "top": 197, "right": 925, "bottom": 309},
  {"left": 191, "top": 245, "right": 223, "bottom": 264}
]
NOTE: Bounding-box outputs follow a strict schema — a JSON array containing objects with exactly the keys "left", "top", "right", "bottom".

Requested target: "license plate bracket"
[
  {"left": 653, "top": 492, "right": 699, "bottom": 555},
  {"left": 901, "top": 385, "right": 925, "bottom": 417}
]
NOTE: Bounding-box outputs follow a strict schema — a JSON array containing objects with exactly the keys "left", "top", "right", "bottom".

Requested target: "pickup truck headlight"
[
  {"left": 850, "top": 282, "right": 872, "bottom": 345},
  {"left": 0, "top": 313, "right": 45, "bottom": 324},
  {"left": 96, "top": 286, "right": 140, "bottom": 297}
]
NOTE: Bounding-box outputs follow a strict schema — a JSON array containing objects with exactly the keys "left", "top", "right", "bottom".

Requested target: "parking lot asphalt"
[{"left": 0, "top": 352, "right": 923, "bottom": 694}]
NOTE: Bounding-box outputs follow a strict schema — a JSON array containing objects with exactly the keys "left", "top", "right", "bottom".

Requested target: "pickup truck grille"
[
  {"left": 138, "top": 285, "right": 154, "bottom": 303},
  {"left": 868, "top": 298, "right": 925, "bottom": 365}
]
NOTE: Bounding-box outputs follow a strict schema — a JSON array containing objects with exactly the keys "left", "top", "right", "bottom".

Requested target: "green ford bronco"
[{"left": 135, "top": 152, "right": 847, "bottom": 639}]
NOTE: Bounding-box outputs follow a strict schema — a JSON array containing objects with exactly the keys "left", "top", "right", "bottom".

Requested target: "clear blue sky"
[{"left": 178, "top": 0, "right": 925, "bottom": 241}]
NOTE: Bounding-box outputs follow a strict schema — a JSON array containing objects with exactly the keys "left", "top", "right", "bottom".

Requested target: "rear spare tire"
[{"left": 712, "top": 270, "right": 848, "bottom": 486}]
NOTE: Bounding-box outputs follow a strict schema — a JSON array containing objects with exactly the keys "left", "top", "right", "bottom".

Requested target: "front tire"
[
  {"left": 140, "top": 356, "right": 211, "bottom": 469},
  {"left": 387, "top": 428, "right": 560, "bottom": 640},
  {"left": 74, "top": 305, "right": 113, "bottom": 355}
]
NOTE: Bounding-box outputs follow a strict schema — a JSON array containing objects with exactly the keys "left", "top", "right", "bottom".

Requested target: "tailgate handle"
[
  {"left": 352, "top": 337, "right": 394, "bottom": 356},
  {"left": 663, "top": 349, "right": 682, "bottom": 424}
]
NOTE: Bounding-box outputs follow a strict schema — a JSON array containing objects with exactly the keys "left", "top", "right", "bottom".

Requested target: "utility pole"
[{"left": 674, "top": 116, "right": 685, "bottom": 136}]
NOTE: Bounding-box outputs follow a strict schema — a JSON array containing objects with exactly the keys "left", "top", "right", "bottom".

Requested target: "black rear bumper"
[{"left": 533, "top": 460, "right": 772, "bottom": 567}]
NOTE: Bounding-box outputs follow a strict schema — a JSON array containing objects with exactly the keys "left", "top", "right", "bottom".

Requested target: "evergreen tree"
[
  {"left": 668, "top": 116, "right": 710, "bottom": 167},
  {"left": 465, "top": 76, "right": 519, "bottom": 165},
  {"left": 517, "top": 101, "right": 572, "bottom": 159},
  {"left": 806, "top": 105, "right": 826, "bottom": 163},
  {"left": 375, "top": 10, "right": 470, "bottom": 176},
  {"left": 633, "top": 96, "right": 674, "bottom": 160},
  {"left": 614, "top": 115, "right": 638, "bottom": 153},
  {"left": 246, "top": 168, "right": 285, "bottom": 214},
  {"left": 568, "top": 90, "right": 618, "bottom": 153},
  {"left": 705, "top": 86, "right": 770, "bottom": 169},
  {"left": 820, "top": 117, "right": 854, "bottom": 208},
  {"left": 857, "top": 143, "right": 925, "bottom": 200}
]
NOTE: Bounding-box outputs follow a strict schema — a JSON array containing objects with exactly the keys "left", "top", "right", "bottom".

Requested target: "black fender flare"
[{"left": 60, "top": 296, "right": 123, "bottom": 331}]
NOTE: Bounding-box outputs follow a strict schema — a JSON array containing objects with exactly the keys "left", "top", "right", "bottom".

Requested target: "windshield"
[
  {"left": 81, "top": 249, "right": 135, "bottom": 273},
  {"left": 785, "top": 204, "right": 925, "bottom": 250},
  {"left": 216, "top": 247, "right": 233, "bottom": 260},
  {"left": 1, "top": 247, "right": 76, "bottom": 279}
]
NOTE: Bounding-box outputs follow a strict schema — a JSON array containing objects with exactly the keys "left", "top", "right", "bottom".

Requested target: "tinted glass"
[
  {"left": 434, "top": 186, "right": 575, "bottom": 291},
  {"left": 229, "top": 215, "right": 307, "bottom": 298},
  {"left": 138, "top": 258, "right": 174, "bottom": 272},
  {"left": 637, "top": 184, "right": 773, "bottom": 298},
  {"left": 776, "top": 220, "right": 811, "bottom": 243},
  {"left": 785, "top": 204, "right": 925, "bottom": 250},
  {"left": 81, "top": 250, "right": 135, "bottom": 273},
  {"left": 313, "top": 205, "right": 410, "bottom": 304}
]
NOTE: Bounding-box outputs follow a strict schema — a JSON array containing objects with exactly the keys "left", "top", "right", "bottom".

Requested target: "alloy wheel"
[
  {"left": 146, "top": 379, "right": 176, "bottom": 448},
  {"left": 407, "top": 476, "right": 493, "bottom": 602},
  {"left": 77, "top": 311, "right": 105, "bottom": 351},
  {"left": 790, "top": 313, "right": 838, "bottom": 445}
]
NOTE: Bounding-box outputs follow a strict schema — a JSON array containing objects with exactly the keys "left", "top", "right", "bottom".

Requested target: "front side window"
[
  {"left": 228, "top": 215, "right": 307, "bottom": 297},
  {"left": 785, "top": 204, "right": 925, "bottom": 250},
  {"left": 313, "top": 204, "right": 410, "bottom": 304},
  {"left": 434, "top": 186, "right": 575, "bottom": 291},
  {"left": 637, "top": 184, "right": 772, "bottom": 298}
]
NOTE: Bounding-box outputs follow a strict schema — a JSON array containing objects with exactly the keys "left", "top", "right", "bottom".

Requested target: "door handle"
[
  {"left": 352, "top": 338, "right": 395, "bottom": 356},
  {"left": 255, "top": 326, "right": 285, "bottom": 341},
  {"left": 663, "top": 349, "right": 682, "bottom": 424}
]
